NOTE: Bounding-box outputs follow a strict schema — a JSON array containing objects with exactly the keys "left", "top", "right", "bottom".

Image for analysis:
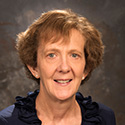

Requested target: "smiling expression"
[{"left": 30, "top": 29, "right": 87, "bottom": 101}]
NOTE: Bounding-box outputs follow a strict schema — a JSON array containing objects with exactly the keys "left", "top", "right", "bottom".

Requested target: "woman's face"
[{"left": 32, "top": 29, "right": 87, "bottom": 101}]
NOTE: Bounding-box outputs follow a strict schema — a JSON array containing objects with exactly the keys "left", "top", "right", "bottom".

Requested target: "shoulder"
[
  {"left": 0, "top": 90, "right": 40, "bottom": 125},
  {"left": 76, "top": 92, "right": 116, "bottom": 125},
  {"left": 0, "top": 105, "right": 26, "bottom": 125},
  {"left": 0, "top": 105, "right": 15, "bottom": 124},
  {"left": 98, "top": 103, "right": 116, "bottom": 125},
  {"left": 0, "top": 103, "right": 33, "bottom": 125}
]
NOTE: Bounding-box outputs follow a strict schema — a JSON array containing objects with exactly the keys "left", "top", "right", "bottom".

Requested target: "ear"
[
  {"left": 82, "top": 71, "right": 89, "bottom": 80},
  {"left": 27, "top": 65, "right": 40, "bottom": 79}
]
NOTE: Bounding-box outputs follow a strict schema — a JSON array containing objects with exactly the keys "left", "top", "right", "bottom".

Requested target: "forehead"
[
  {"left": 38, "top": 29, "right": 86, "bottom": 51},
  {"left": 38, "top": 29, "right": 69, "bottom": 47}
]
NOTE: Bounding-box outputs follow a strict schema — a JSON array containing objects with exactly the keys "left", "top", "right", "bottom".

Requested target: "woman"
[{"left": 0, "top": 9, "right": 116, "bottom": 125}]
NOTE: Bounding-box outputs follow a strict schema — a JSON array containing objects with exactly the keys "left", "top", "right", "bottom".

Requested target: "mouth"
[{"left": 54, "top": 79, "right": 72, "bottom": 85}]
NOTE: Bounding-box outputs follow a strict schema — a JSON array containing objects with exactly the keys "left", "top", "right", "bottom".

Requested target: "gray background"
[{"left": 0, "top": 0, "right": 125, "bottom": 124}]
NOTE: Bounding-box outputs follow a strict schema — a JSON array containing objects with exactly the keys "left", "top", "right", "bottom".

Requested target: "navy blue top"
[{"left": 0, "top": 90, "right": 116, "bottom": 125}]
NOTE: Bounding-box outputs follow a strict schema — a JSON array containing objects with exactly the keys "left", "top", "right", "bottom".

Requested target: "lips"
[{"left": 54, "top": 79, "right": 72, "bottom": 85}]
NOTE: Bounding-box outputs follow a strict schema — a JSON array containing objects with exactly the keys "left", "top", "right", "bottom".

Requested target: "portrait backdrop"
[{"left": 0, "top": 0, "right": 124, "bottom": 125}]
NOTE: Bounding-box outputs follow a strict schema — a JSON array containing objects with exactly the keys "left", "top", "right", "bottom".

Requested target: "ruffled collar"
[
  {"left": 15, "top": 90, "right": 41, "bottom": 124},
  {"left": 15, "top": 90, "right": 102, "bottom": 125},
  {"left": 76, "top": 92, "right": 102, "bottom": 124}
]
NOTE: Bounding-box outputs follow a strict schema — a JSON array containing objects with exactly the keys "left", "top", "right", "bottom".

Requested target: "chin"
[{"left": 54, "top": 91, "right": 75, "bottom": 101}]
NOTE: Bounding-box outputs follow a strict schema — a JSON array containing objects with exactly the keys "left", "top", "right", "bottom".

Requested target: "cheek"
[
  {"left": 38, "top": 63, "right": 56, "bottom": 79},
  {"left": 72, "top": 61, "right": 86, "bottom": 77},
  {"left": 76, "top": 68, "right": 85, "bottom": 78}
]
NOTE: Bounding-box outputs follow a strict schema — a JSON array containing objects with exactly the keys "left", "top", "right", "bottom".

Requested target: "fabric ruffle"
[
  {"left": 15, "top": 90, "right": 41, "bottom": 124},
  {"left": 15, "top": 90, "right": 102, "bottom": 124},
  {"left": 76, "top": 92, "right": 102, "bottom": 124}
]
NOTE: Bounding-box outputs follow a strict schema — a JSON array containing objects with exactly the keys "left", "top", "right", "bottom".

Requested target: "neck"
[{"left": 35, "top": 87, "right": 81, "bottom": 124}]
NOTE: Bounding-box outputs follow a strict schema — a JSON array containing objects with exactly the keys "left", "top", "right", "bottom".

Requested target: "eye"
[
  {"left": 71, "top": 53, "right": 79, "bottom": 58},
  {"left": 47, "top": 53, "right": 56, "bottom": 58}
]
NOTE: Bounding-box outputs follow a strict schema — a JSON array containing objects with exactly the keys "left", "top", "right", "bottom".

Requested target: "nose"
[{"left": 57, "top": 56, "right": 71, "bottom": 73}]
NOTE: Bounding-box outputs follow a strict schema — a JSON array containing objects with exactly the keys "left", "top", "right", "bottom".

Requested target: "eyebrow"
[
  {"left": 43, "top": 48, "right": 60, "bottom": 53},
  {"left": 43, "top": 48, "right": 83, "bottom": 55},
  {"left": 69, "top": 49, "right": 83, "bottom": 55}
]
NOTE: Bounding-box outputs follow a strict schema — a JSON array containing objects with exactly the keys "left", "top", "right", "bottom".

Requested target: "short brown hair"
[{"left": 16, "top": 9, "right": 104, "bottom": 84}]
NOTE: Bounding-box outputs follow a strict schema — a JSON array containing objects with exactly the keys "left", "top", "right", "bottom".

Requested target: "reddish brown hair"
[{"left": 16, "top": 9, "right": 104, "bottom": 84}]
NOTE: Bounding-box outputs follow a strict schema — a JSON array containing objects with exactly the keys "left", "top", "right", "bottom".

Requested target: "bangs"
[
  {"left": 38, "top": 28, "right": 72, "bottom": 46},
  {"left": 36, "top": 11, "right": 79, "bottom": 46}
]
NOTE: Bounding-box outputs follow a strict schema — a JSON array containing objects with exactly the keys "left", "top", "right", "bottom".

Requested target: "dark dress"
[{"left": 0, "top": 90, "right": 116, "bottom": 125}]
